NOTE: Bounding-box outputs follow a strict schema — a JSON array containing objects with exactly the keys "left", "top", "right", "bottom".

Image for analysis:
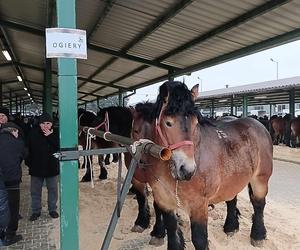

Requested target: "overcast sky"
[{"left": 128, "top": 39, "right": 300, "bottom": 104}]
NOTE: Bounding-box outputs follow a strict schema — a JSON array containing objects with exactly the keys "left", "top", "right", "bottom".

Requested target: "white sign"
[{"left": 46, "top": 28, "right": 87, "bottom": 59}]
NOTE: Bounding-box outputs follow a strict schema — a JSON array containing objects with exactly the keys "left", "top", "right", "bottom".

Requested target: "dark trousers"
[
  {"left": 6, "top": 188, "right": 20, "bottom": 236},
  {"left": 30, "top": 176, "right": 58, "bottom": 214}
]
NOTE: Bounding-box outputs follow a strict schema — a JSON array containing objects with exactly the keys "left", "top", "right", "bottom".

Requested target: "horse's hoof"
[
  {"left": 81, "top": 177, "right": 91, "bottom": 182},
  {"left": 226, "top": 229, "right": 238, "bottom": 237},
  {"left": 251, "top": 238, "right": 264, "bottom": 248},
  {"left": 99, "top": 174, "right": 108, "bottom": 180},
  {"left": 149, "top": 236, "right": 164, "bottom": 246},
  {"left": 131, "top": 225, "right": 145, "bottom": 233}
]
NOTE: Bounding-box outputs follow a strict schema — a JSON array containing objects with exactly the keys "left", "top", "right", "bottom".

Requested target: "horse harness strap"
[
  {"left": 155, "top": 105, "right": 194, "bottom": 150},
  {"left": 94, "top": 111, "right": 110, "bottom": 132}
]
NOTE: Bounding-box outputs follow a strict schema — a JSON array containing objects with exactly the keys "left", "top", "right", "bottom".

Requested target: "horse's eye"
[
  {"left": 134, "top": 130, "right": 139, "bottom": 134},
  {"left": 165, "top": 121, "right": 172, "bottom": 128}
]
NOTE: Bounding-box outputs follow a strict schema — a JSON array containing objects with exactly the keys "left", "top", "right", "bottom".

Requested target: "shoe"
[
  {"left": 49, "top": 211, "right": 59, "bottom": 218},
  {"left": 29, "top": 213, "right": 41, "bottom": 221},
  {"left": 3, "top": 234, "right": 23, "bottom": 246}
]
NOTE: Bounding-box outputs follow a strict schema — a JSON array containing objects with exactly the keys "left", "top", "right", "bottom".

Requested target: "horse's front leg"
[
  {"left": 130, "top": 181, "right": 150, "bottom": 232},
  {"left": 149, "top": 201, "right": 166, "bottom": 246},
  {"left": 98, "top": 155, "right": 108, "bottom": 180},
  {"left": 162, "top": 210, "right": 184, "bottom": 250},
  {"left": 190, "top": 202, "right": 209, "bottom": 250},
  {"left": 81, "top": 156, "right": 92, "bottom": 182}
]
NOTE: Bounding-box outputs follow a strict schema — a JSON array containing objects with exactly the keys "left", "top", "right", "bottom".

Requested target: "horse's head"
[{"left": 154, "top": 81, "right": 199, "bottom": 181}]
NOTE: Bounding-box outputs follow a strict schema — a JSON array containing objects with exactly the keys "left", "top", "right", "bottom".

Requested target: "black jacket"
[
  {"left": 26, "top": 127, "right": 59, "bottom": 177},
  {"left": 0, "top": 131, "right": 27, "bottom": 187}
]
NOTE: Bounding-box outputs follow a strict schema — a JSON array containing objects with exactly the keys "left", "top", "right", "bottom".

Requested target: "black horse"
[{"left": 78, "top": 107, "right": 132, "bottom": 182}]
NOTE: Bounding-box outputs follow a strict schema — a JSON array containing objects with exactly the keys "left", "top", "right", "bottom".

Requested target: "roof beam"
[
  {"left": 78, "top": 0, "right": 193, "bottom": 89},
  {"left": 11, "top": 61, "right": 128, "bottom": 90},
  {"left": 155, "top": 0, "right": 291, "bottom": 62},
  {"left": 0, "top": 26, "right": 35, "bottom": 101},
  {"left": 129, "top": 28, "right": 300, "bottom": 91},
  {"left": 0, "top": 19, "right": 176, "bottom": 70}
]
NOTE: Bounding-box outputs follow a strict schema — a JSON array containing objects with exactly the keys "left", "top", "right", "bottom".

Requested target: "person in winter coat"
[
  {"left": 0, "top": 122, "right": 26, "bottom": 246},
  {"left": 26, "top": 113, "right": 59, "bottom": 221},
  {"left": 0, "top": 107, "right": 9, "bottom": 128}
]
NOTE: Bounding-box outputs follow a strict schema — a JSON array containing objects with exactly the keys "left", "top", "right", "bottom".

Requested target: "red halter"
[
  {"left": 94, "top": 111, "right": 109, "bottom": 132},
  {"left": 155, "top": 105, "right": 194, "bottom": 150}
]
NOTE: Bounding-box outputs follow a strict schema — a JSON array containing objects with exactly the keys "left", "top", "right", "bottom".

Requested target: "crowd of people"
[{"left": 0, "top": 107, "right": 60, "bottom": 246}]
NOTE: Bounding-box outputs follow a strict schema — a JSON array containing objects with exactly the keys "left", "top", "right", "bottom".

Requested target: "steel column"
[
  {"left": 118, "top": 90, "right": 122, "bottom": 106},
  {"left": 15, "top": 96, "right": 18, "bottom": 113},
  {"left": 56, "top": 1, "right": 78, "bottom": 250},
  {"left": 9, "top": 90, "right": 12, "bottom": 115},
  {"left": 230, "top": 95, "right": 234, "bottom": 115},
  {"left": 289, "top": 88, "right": 295, "bottom": 118},
  {"left": 0, "top": 82, "right": 2, "bottom": 106},
  {"left": 243, "top": 96, "right": 248, "bottom": 118},
  {"left": 269, "top": 104, "right": 272, "bottom": 117},
  {"left": 211, "top": 99, "right": 214, "bottom": 118},
  {"left": 43, "top": 59, "right": 53, "bottom": 115}
]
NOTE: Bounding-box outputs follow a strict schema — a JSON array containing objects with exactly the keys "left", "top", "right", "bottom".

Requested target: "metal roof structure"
[
  {"left": 1, "top": 0, "right": 300, "bottom": 107},
  {"left": 196, "top": 76, "right": 300, "bottom": 108}
]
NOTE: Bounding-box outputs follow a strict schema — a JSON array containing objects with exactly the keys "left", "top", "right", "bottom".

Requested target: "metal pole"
[
  {"left": 56, "top": 1, "right": 79, "bottom": 250},
  {"left": 101, "top": 155, "right": 139, "bottom": 250},
  {"left": 9, "top": 90, "right": 12, "bottom": 115},
  {"left": 230, "top": 95, "right": 234, "bottom": 115},
  {"left": 44, "top": 59, "right": 53, "bottom": 115},
  {"left": 118, "top": 90, "right": 122, "bottom": 107},
  {"left": 211, "top": 99, "right": 214, "bottom": 118},
  {"left": 243, "top": 96, "right": 248, "bottom": 118},
  {"left": 0, "top": 82, "right": 2, "bottom": 106},
  {"left": 289, "top": 88, "right": 295, "bottom": 118}
]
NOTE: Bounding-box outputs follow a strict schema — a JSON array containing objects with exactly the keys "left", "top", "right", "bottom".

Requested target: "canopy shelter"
[
  {"left": 1, "top": 0, "right": 300, "bottom": 109},
  {"left": 195, "top": 76, "right": 300, "bottom": 117}
]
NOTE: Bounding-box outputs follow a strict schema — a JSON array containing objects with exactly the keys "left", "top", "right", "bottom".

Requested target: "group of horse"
[
  {"left": 78, "top": 81, "right": 273, "bottom": 250},
  {"left": 268, "top": 114, "right": 300, "bottom": 147}
]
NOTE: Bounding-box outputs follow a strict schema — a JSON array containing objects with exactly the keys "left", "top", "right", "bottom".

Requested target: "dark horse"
[
  {"left": 291, "top": 117, "right": 300, "bottom": 147},
  {"left": 131, "top": 81, "right": 273, "bottom": 250},
  {"left": 78, "top": 107, "right": 132, "bottom": 181}
]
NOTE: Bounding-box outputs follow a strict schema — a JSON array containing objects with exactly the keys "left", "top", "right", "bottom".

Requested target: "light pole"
[
  {"left": 270, "top": 58, "right": 278, "bottom": 80},
  {"left": 197, "top": 77, "right": 203, "bottom": 92}
]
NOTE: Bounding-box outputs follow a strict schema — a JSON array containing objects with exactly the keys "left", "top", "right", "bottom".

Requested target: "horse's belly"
[{"left": 209, "top": 174, "right": 250, "bottom": 204}]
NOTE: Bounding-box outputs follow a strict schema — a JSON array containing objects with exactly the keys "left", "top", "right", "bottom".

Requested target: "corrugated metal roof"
[
  {"left": 197, "top": 76, "right": 300, "bottom": 99},
  {"left": 196, "top": 76, "right": 300, "bottom": 109},
  {"left": 0, "top": 0, "right": 300, "bottom": 108}
]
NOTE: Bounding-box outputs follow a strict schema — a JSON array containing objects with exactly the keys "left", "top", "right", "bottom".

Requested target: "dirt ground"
[{"left": 52, "top": 146, "right": 300, "bottom": 250}]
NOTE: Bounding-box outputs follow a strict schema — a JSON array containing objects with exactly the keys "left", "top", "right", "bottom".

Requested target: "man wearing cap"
[
  {"left": 0, "top": 107, "right": 9, "bottom": 128},
  {"left": 0, "top": 122, "right": 26, "bottom": 245},
  {"left": 26, "top": 112, "right": 59, "bottom": 221}
]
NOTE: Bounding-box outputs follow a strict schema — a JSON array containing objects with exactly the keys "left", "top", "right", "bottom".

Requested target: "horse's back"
[{"left": 199, "top": 117, "right": 273, "bottom": 203}]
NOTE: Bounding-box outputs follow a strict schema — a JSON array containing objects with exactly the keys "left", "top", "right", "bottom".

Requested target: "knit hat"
[
  {"left": 39, "top": 113, "right": 53, "bottom": 123},
  {"left": 2, "top": 122, "right": 20, "bottom": 131},
  {"left": 0, "top": 107, "right": 9, "bottom": 118}
]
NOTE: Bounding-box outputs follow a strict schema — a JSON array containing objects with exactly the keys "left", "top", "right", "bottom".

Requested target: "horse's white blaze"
[{"left": 172, "top": 150, "right": 196, "bottom": 179}]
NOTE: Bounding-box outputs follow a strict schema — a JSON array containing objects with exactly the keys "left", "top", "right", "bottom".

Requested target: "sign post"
[{"left": 48, "top": 1, "right": 87, "bottom": 250}]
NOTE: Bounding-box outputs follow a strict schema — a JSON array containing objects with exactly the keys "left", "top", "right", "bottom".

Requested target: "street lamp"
[
  {"left": 197, "top": 77, "right": 203, "bottom": 92},
  {"left": 270, "top": 58, "right": 278, "bottom": 80}
]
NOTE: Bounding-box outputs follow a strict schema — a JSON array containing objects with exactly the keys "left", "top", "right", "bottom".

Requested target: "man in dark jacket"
[
  {"left": 26, "top": 113, "right": 59, "bottom": 221},
  {"left": 0, "top": 122, "right": 26, "bottom": 245}
]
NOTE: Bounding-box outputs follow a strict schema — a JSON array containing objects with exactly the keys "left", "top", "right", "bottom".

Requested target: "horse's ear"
[{"left": 191, "top": 84, "right": 199, "bottom": 101}]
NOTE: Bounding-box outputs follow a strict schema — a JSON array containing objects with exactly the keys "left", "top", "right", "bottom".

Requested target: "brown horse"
[
  {"left": 132, "top": 81, "right": 273, "bottom": 250},
  {"left": 291, "top": 117, "right": 300, "bottom": 147}
]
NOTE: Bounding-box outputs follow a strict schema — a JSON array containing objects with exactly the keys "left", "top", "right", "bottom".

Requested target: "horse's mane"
[
  {"left": 135, "top": 102, "right": 155, "bottom": 123},
  {"left": 78, "top": 110, "right": 99, "bottom": 127},
  {"left": 154, "top": 81, "right": 199, "bottom": 118}
]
